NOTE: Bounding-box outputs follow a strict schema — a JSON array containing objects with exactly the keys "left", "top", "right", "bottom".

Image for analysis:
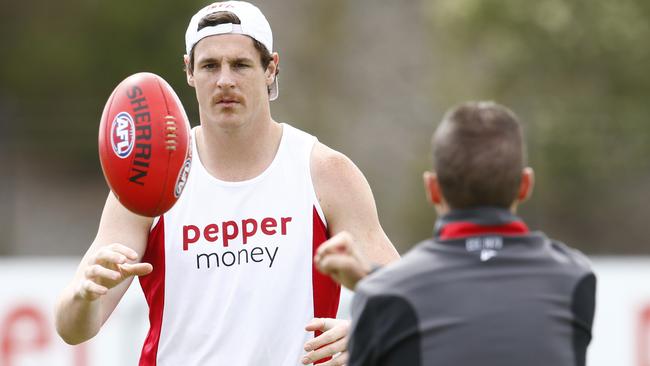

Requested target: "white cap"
[{"left": 185, "top": 1, "right": 278, "bottom": 101}]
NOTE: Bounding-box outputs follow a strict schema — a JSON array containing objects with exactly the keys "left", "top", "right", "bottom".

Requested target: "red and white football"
[{"left": 98, "top": 72, "right": 192, "bottom": 217}]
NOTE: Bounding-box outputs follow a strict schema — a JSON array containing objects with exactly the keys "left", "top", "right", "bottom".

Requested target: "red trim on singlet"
[
  {"left": 439, "top": 221, "right": 529, "bottom": 240},
  {"left": 638, "top": 306, "right": 650, "bottom": 366},
  {"left": 138, "top": 217, "right": 166, "bottom": 366},
  {"left": 311, "top": 206, "right": 341, "bottom": 363}
]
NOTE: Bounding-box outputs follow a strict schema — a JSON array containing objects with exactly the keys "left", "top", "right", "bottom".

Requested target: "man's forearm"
[{"left": 55, "top": 286, "right": 104, "bottom": 345}]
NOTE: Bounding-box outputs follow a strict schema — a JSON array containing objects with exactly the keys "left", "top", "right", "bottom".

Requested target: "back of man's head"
[{"left": 432, "top": 101, "right": 525, "bottom": 209}]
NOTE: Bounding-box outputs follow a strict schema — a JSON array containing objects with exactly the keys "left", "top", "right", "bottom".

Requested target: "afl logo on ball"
[
  {"left": 110, "top": 112, "right": 135, "bottom": 159},
  {"left": 174, "top": 158, "right": 192, "bottom": 198}
]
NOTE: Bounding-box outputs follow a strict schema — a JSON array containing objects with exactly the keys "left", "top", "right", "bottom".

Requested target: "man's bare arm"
[
  {"left": 311, "top": 142, "right": 399, "bottom": 265},
  {"left": 301, "top": 142, "right": 400, "bottom": 365},
  {"left": 55, "top": 192, "right": 153, "bottom": 345}
]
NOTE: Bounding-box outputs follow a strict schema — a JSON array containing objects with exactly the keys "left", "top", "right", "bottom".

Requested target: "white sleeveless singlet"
[{"left": 138, "top": 123, "right": 340, "bottom": 366}]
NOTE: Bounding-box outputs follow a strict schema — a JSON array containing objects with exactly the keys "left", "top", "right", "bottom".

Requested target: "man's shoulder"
[
  {"left": 309, "top": 141, "right": 367, "bottom": 201},
  {"left": 310, "top": 141, "right": 353, "bottom": 172},
  {"left": 281, "top": 122, "right": 355, "bottom": 178},
  {"left": 545, "top": 236, "right": 594, "bottom": 274},
  {"left": 356, "top": 239, "right": 438, "bottom": 297},
  {"left": 358, "top": 234, "right": 594, "bottom": 297}
]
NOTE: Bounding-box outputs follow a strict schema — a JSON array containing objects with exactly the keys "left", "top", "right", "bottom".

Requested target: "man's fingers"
[
  {"left": 305, "top": 318, "right": 327, "bottom": 332},
  {"left": 315, "top": 232, "right": 356, "bottom": 263},
  {"left": 94, "top": 249, "right": 128, "bottom": 266},
  {"left": 107, "top": 243, "right": 139, "bottom": 261},
  {"left": 304, "top": 319, "right": 350, "bottom": 351},
  {"left": 119, "top": 262, "right": 153, "bottom": 277},
  {"left": 85, "top": 264, "right": 121, "bottom": 282},
  {"left": 317, "top": 255, "right": 365, "bottom": 290},
  {"left": 304, "top": 325, "right": 348, "bottom": 352},
  {"left": 316, "top": 232, "right": 352, "bottom": 254},
  {"left": 78, "top": 262, "right": 151, "bottom": 300},
  {"left": 318, "top": 255, "right": 355, "bottom": 275},
  {"left": 302, "top": 337, "right": 347, "bottom": 365},
  {"left": 316, "top": 351, "right": 348, "bottom": 366},
  {"left": 316, "top": 238, "right": 347, "bottom": 257},
  {"left": 334, "top": 351, "right": 349, "bottom": 365},
  {"left": 93, "top": 244, "right": 140, "bottom": 268},
  {"left": 79, "top": 279, "right": 108, "bottom": 301},
  {"left": 303, "top": 319, "right": 351, "bottom": 364}
]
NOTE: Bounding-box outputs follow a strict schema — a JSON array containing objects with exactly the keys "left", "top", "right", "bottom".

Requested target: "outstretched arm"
[{"left": 55, "top": 192, "right": 153, "bottom": 345}]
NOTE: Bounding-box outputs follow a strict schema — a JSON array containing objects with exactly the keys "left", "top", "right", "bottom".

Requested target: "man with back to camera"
[
  {"left": 314, "top": 101, "right": 596, "bottom": 366},
  {"left": 54, "top": 1, "right": 399, "bottom": 365}
]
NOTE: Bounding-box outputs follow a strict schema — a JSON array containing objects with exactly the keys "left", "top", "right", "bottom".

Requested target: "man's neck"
[{"left": 196, "top": 116, "right": 283, "bottom": 182}]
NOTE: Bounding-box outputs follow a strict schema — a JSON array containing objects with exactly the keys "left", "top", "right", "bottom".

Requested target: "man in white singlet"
[{"left": 54, "top": 1, "right": 399, "bottom": 365}]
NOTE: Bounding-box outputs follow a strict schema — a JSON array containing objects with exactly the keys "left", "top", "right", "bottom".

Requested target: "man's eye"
[
  {"left": 203, "top": 63, "right": 217, "bottom": 69},
  {"left": 234, "top": 63, "right": 249, "bottom": 69}
]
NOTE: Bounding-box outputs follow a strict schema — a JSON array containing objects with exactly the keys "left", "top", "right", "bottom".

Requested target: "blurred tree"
[
  {"left": 1, "top": 0, "right": 207, "bottom": 170},
  {"left": 422, "top": 0, "right": 650, "bottom": 253}
]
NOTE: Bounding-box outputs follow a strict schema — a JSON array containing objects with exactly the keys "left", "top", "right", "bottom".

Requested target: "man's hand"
[
  {"left": 302, "top": 318, "right": 350, "bottom": 365},
  {"left": 76, "top": 243, "right": 153, "bottom": 301},
  {"left": 314, "top": 231, "right": 372, "bottom": 291}
]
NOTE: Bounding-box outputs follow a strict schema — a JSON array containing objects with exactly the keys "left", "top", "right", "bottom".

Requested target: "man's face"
[{"left": 186, "top": 34, "right": 274, "bottom": 129}]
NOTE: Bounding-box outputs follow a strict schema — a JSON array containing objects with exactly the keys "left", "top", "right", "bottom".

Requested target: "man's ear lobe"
[
  {"left": 423, "top": 171, "right": 442, "bottom": 205},
  {"left": 184, "top": 55, "right": 195, "bottom": 87},
  {"left": 517, "top": 167, "right": 535, "bottom": 203},
  {"left": 267, "top": 53, "right": 280, "bottom": 84}
]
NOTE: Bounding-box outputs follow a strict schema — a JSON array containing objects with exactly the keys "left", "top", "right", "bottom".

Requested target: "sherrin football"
[{"left": 98, "top": 72, "right": 192, "bottom": 217}]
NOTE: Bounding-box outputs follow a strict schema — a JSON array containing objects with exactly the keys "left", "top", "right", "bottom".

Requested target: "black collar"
[{"left": 434, "top": 207, "right": 529, "bottom": 240}]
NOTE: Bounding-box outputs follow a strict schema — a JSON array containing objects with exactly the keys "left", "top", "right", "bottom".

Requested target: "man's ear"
[
  {"left": 184, "top": 54, "right": 195, "bottom": 87},
  {"left": 517, "top": 167, "right": 535, "bottom": 203},
  {"left": 423, "top": 171, "right": 443, "bottom": 205},
  {"left": 266, "top": 52, "right": 280, "bottom": 86}
]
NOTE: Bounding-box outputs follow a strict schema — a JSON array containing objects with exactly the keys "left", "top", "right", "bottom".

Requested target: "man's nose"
[{"left": 216, "top": 66, "right": 235, "bottom": 89}]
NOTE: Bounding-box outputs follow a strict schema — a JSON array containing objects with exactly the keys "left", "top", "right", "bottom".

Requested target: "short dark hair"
[
  {"left": 432, "top": 102, "right": 526, "bottom": 209},
  {"left": 186, "top": 11, "right": 274, "bottom": 75}
]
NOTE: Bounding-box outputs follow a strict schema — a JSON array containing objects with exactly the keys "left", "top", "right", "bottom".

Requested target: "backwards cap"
[{"left": 185, "top": 1, "right": 278, "bottom": 101}]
